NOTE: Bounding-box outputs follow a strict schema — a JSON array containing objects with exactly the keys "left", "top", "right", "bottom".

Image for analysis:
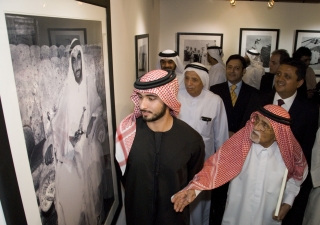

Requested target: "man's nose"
[{"left": 139, "top": 98, "right": 147, "bottom": 109}]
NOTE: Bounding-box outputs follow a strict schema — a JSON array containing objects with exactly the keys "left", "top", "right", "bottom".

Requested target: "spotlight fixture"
[
  {"left": 230, "top": 0, "right": 236, "bottom": 6},
  {"left": 268, "top": 0, "right": 275, "bottom": 8}
]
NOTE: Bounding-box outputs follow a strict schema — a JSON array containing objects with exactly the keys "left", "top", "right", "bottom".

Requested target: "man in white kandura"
[
  {"left": 178, "top": 62, "right": 229, "bottom": 225},
  {"left": 173, "top": 105, "right": 308, "bottom": 225},
  {"left": 156, "top": 49, "right": 185, "bottom": 87},
  {"left": 207, "top": 45, "right": 226, "bottom": 86}
]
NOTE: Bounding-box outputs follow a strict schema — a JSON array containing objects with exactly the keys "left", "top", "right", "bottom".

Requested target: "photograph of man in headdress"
[
  {"left": 245, "top": 35, "right": 272, "bottom": 67},
  {"left": 5, "top": 14, "right": 115, "bottom": 225}
]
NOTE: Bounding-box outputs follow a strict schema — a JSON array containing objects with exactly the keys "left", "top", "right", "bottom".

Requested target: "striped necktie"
[{"left": 230, "top": 85, "right": 237, "bottom": 106}]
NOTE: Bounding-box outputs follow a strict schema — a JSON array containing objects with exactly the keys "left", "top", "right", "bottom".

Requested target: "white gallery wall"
[
  {"left": 159, "top": 0, "right": 320, "bottom": 62},
  {"left": 111, "top": 0, "right": 160, "bottom": 126}
]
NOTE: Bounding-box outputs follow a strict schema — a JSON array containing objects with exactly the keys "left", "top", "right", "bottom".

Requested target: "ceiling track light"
[
  {"left": 230, "top": 0, "right": 236, "bottom": 6},
  {"left": 268, "top": 0, "right": 275, "bottom": 8}
]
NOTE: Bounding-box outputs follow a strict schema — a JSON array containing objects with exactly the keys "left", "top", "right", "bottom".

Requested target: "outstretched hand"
[{"left": 171, "top": 189, "right": 196, "bottom": 212}]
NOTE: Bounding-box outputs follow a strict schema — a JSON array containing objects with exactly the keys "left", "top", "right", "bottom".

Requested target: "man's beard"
[
  {"left": 141, "top": 104, "right": 167, "bottom": 122},
  {"left": 250, "top": 130, "right": 261, "bottom": 144}
]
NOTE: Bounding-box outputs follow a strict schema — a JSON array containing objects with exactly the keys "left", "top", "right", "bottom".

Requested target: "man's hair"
[
  {"left": 280, "top": 58, "right": 307, "bottom": 81},
  {"left": 271, "top": 49, "right": 290, "bottom": 63},
  {"left": 226, "top": 54, "right": 247, "bottom": 69},
  {"left": 292, "top": 46, "right": 312, "bottom": 59}
]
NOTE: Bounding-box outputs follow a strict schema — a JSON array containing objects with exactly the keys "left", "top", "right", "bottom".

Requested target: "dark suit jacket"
[
  {"left": 210, "top": 81, "right": 258, "bottom": 133},
  {"left": 242, "top": 90, "right": 318, "bottom": 166},
  {"left": 193, "top": 54, "right": 200, "bottom": 63},
  {"left": 260, "top": 72, "right": 274, "bottom": 92},
  {"left": 259, "top": 72, "right": 308, "bottom": 98}
]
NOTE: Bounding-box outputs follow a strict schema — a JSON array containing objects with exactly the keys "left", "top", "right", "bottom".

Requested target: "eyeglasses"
[{"left": 250, "top": 114, "right": 272, "bottom": 132}]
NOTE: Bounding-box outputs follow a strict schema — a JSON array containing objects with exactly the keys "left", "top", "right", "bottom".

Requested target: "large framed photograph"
[
  {"left": 294, "top": 30, "right": 320, "bottom": 74},
  {"left": 48, "top": 28, "right": 87, "bottom": 46},
  {"left": 177, "top": 32, "right": 223, "bottom": 67},
  {"left": 135, "top": 34, "right": 149, "bottom": 78},
  {"left": 239, "top": 28, "right": 280, "bottom": 68},
  {"left": 0, "top": 1, "right": 121, "bottom": 225}
]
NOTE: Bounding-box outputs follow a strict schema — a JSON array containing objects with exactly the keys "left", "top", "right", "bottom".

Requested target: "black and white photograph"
[
  {"left": 177, "top": 32, "right": 223, "bottom": 67},
  {"left": 0, "top": 1, "right": 120, "bottom": 225},
  {"left": 135, "top": 34, "right": 149, "bottom": 78},
  {"left": 294, "top": 30, "right": 320, "bottom": 74},
  {"left": 239, "top": 28, "right": 280, "bottom": 68}
]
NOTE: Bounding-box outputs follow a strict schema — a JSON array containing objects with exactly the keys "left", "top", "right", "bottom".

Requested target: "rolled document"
[{"left": 274, "top": 168, "right": 288, "bottom": 216}]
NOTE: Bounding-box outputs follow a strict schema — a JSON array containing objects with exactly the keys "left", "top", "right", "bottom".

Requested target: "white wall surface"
[
  {"left": 0, "top": 201, "right": 6, "bottom": 225},
  {"left": 111, "top": 0, "right": 160, "bottom": 126},
  {"left": 159, "top": 0, "right": 320, "bottom": 60}
]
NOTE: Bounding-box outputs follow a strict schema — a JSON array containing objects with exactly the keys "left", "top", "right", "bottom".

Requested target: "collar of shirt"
[
  {"left": 273, "top": 91, "right": 297, "bottom": 111},
  {"left": 184, "top": 88, "right": 206, "bottom": 101},
  {"left": 252, "top": 141, "right": 278, "bottom": 159},
  {"left": 228, "top": 80, "right": 242, "bottom": 97}
]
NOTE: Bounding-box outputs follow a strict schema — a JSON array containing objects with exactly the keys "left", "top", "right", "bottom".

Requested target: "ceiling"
[{"left": 236, "top": 0, "right": 320, "bottom": 2}]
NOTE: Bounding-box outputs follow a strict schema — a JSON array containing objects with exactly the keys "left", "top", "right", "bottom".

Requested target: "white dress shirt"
[{"left": 273, "top": 91, "right": 297, "bottom": 112}]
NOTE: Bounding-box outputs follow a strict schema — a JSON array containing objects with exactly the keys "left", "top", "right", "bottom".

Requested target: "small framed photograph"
[
  {"left": 177, "top": 32, "right": 223, "bottom": 67},
  {"left": 294, "top": 30, "right": 320, "bottom": 74},
  {"left": 239, "top": 28, "right": 280, "bottom": 68},
  {"left": 48, "top": 28, "right": 87, "bottom": 46},
  {"left": 135, "top": 34, "right": 149, "bottom": 78}
]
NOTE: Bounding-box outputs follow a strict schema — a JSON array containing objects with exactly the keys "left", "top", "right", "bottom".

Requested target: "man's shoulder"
[
  {"left": 210, "top": 81, "right": 228, "bottom": 92},
  {"left": 174, "top": 118, "right": 203, "bottom": 139},
  {"left": 241, "top": 81, "right": 258, "bottom": 92},
  {"left": 292, "top": 95, "right": 319, "bottom": 114}
]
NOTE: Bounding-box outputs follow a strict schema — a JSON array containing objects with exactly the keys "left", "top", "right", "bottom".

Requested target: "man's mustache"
[{"left": 251, "top": 130, "right": 261, "bottom": 138}]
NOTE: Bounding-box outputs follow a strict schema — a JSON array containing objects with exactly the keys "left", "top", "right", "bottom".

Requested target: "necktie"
[
  {"left": 278, "top": 99, "right": 285, "bottom": 106},
  {"left": 230, "top": 85, "right": 237, "bottom": 106}
]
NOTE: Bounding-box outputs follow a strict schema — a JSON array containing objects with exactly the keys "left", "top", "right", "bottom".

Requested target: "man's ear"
[
  {"left": 297, "top": 79, "right": 304, "bottom": 88},
  {"left": 242, "top": 69, "right": 246, "bottom": 75}
]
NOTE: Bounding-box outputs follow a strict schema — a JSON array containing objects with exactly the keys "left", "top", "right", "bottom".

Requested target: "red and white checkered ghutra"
[
  {"left": 186, "top": 104, "right": 307, "bottom": 191},
  {"left": 115, "top": 70, "right": 181, "bottom": 174}
]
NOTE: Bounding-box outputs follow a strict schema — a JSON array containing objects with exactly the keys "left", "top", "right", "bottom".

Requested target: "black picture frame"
[
  {"left": 294, "top": 30, "right": 320, "bottom": 74},
  {"left": 48, "top": 28, "right": 87, "bottom": 46},
  {"left": 239, "top": 28, "right": 280, "bottom": 68},
  {"left": 0, "top": 0, "right": 121, "bottom": 225},
  {"left": 177, "top": 32, "right": 223, "bottom": 66},
  {"left": 135, "top": 34, "right": 149, "bottom": 78}
]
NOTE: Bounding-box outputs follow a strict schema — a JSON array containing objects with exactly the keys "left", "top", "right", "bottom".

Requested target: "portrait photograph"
[
  {"left": 135, "top": 34, "right": 149, "bottom": 78},
  {"left": 294, "top": 30, "right": 320, "bottom": 74},
  {"left": 239, "top": 28, "right": 280, "bottom": 68},
  {"left": 177, "top": 32, "right": 223, "bottom": 67},
  {"left": 0, "top": 1, "right": 120, "bottom": 224}
]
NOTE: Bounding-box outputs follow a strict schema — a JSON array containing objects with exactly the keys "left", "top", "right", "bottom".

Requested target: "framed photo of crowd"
[
  {"left": 294, "top": 30, "right": 320, "bottom": 74},
  {"left": 135, "top": 34, "right": 149, "bottom": 78},
  {"left": 0, "top": 0, "right": 121, "bottom": 225},
  {"left": 239, "top": 28, "right": 280, "bottom": 68},
  {"left": 177, "top": 32, "right": 223, "bottom": 67}
]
